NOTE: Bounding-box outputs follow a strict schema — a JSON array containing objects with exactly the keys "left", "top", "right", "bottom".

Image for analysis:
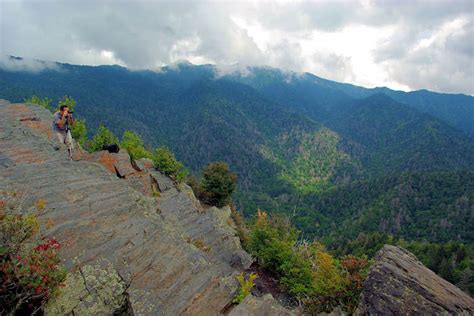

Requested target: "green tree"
[
  {"left": 89, "top": 125, "right": 119, "bottom": 152},
  {"left": 70, "top": 119, "right": 88, "bottom": 147},
  {"left": 152, "top": 146, "right": 188, "bottom": 182},
  {"left": 200, "top": 162, "right": 237, "bottom": 207},
  {"left": 120, "top": 130, "right": 152, "bottom": 161},
  {"left": 58, "top": 95, "right": 76, "bottom": 112},
  {"left": 25, "top": 95, "right": 53, "bottom": 112}
]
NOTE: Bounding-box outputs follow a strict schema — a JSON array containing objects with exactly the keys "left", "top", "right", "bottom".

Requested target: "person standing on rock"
[{"left": 53, "top": 104, "right": 74, "bottom": 158}]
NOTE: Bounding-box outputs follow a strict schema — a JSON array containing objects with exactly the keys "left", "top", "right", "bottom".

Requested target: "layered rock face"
[
  {"left": 0, "top": 100, "right": 260, "bottom": 315},
  {"left": 357, "top": 245, "right": 474, "bottom": 315}
]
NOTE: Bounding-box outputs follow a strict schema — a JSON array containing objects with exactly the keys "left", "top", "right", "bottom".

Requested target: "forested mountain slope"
[{"left": 1, "top": 59, "right": 473, "bottom": 248}]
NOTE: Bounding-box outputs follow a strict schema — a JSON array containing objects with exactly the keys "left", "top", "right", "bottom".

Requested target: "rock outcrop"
[
  {"left": 357, "top": 245, "right": 474, "bottom": 315},
  {"left": 0, "top": 100, "right": 276, "bottom": 315}
]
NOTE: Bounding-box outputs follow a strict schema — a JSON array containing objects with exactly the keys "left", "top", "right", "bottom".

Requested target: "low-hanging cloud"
[
  {"left": 1, "top": 0, "right": 473, "bottom": 94},
  {"left": 0, "top": 55, "right": 61, "bottom": 72}
]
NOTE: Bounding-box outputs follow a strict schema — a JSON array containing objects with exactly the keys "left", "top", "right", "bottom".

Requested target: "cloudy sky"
[{"left": 1, "top": 0, "right": 473, "bottom": 94}]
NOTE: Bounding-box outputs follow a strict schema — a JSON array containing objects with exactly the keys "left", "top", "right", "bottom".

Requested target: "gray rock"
[
  {"left": 0, "top": 102, "right": 258, "bottom": 315},
  {"left": 229, "top": 294, "right": 296, "bottom": 316},
  {"left": 149, "top": 169, "right": 175, "bottom": 192},
  {"left": 45, "top": 261, "right": 128, "bottom": 316},
  {"left": 356, "top": 245, "right": 474, "bottom": 315},
  {"left": 132, "top": 158, "right": 154, "bottom": 171}
]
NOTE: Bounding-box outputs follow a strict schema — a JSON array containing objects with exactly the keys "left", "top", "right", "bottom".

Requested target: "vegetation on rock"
[
  {"left": 246, "top": 210, "right": 369, "bottom": 313},
  {"left": 0, "top": 195, "right": 66, "bottom": 315},
  {"left": 152, "top": 146, "right": 188, "bottom": 182},
  {"left": 233, "top": 272, "right": 257, "bottom": 304},
  {"left": 89, "top": 125, "right": 119, "bottom": 152},
  {"left": 120, "top": 130, "right": 152, "bottom": 161}
]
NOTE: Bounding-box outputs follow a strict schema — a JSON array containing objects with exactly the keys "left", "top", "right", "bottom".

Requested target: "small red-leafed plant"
[{"left": 0, "top": 197, "right": 67, "bottom": 315}]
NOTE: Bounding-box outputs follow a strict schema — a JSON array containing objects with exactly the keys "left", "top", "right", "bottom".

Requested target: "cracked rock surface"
[
  {"left": 0, "top": 100, "right": 254, "bottom": 315},
  {"left": 356, "top": 245, "right": 474, "bottom": 315}
]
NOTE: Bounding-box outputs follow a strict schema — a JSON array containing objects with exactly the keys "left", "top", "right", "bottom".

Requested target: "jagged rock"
[
  {"left": 82, "top": 150, "right": 139, "bottom": 178},
  {"left": 0, "top": 102, "right": 256, "bottom": 315},
  {"left": 132, "top": 157, "right": 154, "bottom": 171},
  {"left": 356, "top": 245, "right": 474, "bottom": 315},
  {"left": 178, "top": 182, "right": 202, "bottom": 211},
  {"left": 229, "top": 294, "right": 296, "bottom": 316},
  {"left": 149, "top": 169, "right": 175, "bottom": 192},
  {"left": 111, "top": 149, "right": 138, "bottom": 178}
]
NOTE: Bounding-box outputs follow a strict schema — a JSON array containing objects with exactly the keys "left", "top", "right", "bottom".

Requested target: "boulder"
[{"left": 356, "top": 245, "right": 474, "bottom": 315}]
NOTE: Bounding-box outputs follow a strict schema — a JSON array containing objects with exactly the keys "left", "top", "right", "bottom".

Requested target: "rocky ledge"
[
  {"left": 357, "top": 244, "right": 474, "bottom": 315},
  {"left": 0, "top": 100, "right": 294, "bottom": 315}
]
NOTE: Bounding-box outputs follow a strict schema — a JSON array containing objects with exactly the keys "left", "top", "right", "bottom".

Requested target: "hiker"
[{"left": 53, "top": 104, "right": 74, "bottom": 157}]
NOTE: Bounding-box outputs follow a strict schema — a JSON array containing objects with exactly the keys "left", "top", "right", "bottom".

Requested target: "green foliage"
[
  {"left": 199, "top": 162, "right": 237, "bottom": 207},
  {"left": 152, "top": 146, "right": 188, "bottom": 182},
  {"left": 120, "top": 130, "right": 152, "bottom": 161},
  {"left": 71, "top": 118, "right": 88, "bottom": 147},
  {"left": 246, "top": 210, "right": 369, "bottom": 313},
  {"left": 25, "top": 95, "right": 53, "bottom": 112},
  {"left": 247, "top": 211, "right": 314, "bottom": 297},
  {"left": 233, "top": 272, "right": 257, "bottom": 304},
  {"left": 89, "top": 125, "right": 119, "bottom": 152},
  {"left": 0, "top": 197, "right": 67, "bottom": 315},
  {"left": 58, "top": 95, "right": 76, "bottom": 112}
]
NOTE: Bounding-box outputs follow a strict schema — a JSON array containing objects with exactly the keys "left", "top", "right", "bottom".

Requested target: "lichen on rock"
[{"left": 45, "top": 261, "right": 128, "bottom": 316}]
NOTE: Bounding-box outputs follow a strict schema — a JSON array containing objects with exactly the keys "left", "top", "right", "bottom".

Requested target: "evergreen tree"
[{"left": 200, "top": 162, "right": 237, "bottom": 207}]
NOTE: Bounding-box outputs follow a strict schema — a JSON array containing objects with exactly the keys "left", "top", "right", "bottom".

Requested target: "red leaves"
[
  {"left": 34, "top": 237, "right": 61, "bottom": 252},
  {"left": 1, "top": 235, "right": 66, "bottom": 312}
]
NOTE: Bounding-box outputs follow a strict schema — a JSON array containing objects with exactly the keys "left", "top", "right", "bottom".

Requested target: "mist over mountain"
[{"left": 0, "top": 58, "right": 473, "bottom": 248}]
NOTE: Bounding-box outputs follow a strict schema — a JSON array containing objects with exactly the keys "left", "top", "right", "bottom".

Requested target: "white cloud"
[
  {"left": 0, "top": 0, "right": 472, "bottom": 94},
  {"left": 0, "top": 55, "right": 61, "bottom": 72}
]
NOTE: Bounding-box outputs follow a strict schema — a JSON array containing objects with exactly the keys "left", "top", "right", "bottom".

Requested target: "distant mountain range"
[{"left": 1, "top": 57, "right": 473, "bottom": 246}]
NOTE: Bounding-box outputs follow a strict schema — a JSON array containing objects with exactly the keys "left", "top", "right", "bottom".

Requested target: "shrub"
[
  {"left": 199, "top": 162, "right": 237, "bottom": 207},
  {"left": 233, "top": 272, "right": 258, "bottom": 304},
  {"left": 247, "top": 211, "right": 313, "bottom": 298},
  {"left": 339, "top": 255, "right": 369, "bottom": 311},
  {"left": 152, "top": 146, "right": 188, "bottom": 182},
  {"left": 246, "top": 210, "right": 370, "bottom": 313},
  {"left": 25, "top": 95, "right": 53, "bottom": 112},
  {"left": 120, "top": 131, "right": 152, "bottom": 161},
  {"left": 0, "top": 200, "right": 66, "bottom": 315},
  {"left": 89, "top": 125, "right": 119, "bottom": 152},
  {"left": 71, "top": 119, "right": 88, "bottom": 147}
]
